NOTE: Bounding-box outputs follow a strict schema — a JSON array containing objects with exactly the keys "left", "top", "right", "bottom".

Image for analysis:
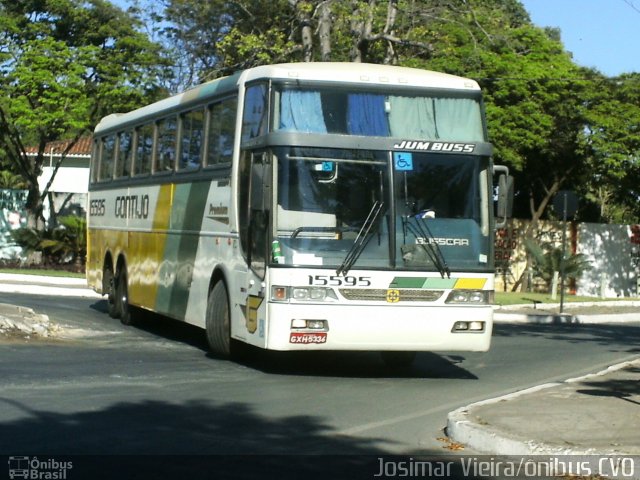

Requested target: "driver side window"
[{"left": 238, "top": 151, "right": 270, "bottom": 278}]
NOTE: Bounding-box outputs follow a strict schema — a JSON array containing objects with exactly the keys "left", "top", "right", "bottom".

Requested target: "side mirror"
[{"left": 494, "top": 165, "right": 513, "bottom": 228}]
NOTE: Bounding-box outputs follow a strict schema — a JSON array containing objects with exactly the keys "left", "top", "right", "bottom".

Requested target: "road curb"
[
  {"left": 0, "top": 272, "right": 87, "bottom": 285},
  {"left": 494, "top": 312, "right": 640, "bottom": 324},
  {"left": 0, "top": 273, "right": 100, "bottom": 298},
  {"left": 497, "top": 300, "right": 640, "bottom": 311},
  {"left": 446, "top": 359, "right": 640, "bottom": 456}
]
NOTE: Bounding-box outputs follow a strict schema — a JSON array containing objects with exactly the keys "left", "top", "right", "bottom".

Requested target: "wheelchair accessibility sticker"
[{"left": 393, "top": 152, "right": 413, "bottom": 171}]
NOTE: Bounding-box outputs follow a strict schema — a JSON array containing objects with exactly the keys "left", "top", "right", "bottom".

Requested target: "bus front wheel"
[{"left": 206, "top": 281, "right": 231, "bottom": 358}]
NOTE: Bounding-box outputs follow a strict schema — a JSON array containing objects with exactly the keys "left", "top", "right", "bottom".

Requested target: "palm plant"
[
  {"left": 10, "top": 215, "right": 86, "bottom": 269},
  {"left": 524, "top": 237, "right": 591, "bottom": 293},
  {"left": 0, "top": 171, "right": 27, "bottom": 189},
  {"left": 39, "top": 215, "right": 87, "bottom": 267}
]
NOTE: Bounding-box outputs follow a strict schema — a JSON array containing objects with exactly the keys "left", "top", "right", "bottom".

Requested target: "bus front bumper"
[{"left": 265, "top": 302, "right": 493, "bottom": 352}]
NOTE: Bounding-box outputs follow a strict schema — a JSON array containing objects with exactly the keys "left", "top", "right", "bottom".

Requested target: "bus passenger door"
[{"left": 237, "top": 150, "right": 270, "bottom": 346}]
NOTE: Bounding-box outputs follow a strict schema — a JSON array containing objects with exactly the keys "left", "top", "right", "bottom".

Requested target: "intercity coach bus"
[{"left": 87, "top": 62, "right": 512, "bottom": 367}]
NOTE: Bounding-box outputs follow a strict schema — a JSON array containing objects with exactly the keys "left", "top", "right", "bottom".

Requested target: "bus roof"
[
  {"left": 95, "top": 71, "right": 242, "bottom": 134},
  {"left": 95, "top": 62, "right": 480, "bottom": 134},
  {"left": 241, "top": 62, "right": 481, "bottom": 91}
]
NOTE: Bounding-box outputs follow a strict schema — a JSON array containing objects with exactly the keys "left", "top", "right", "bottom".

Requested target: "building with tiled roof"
[
  {"left": 25, "top": 136, "right": 91, "bottom": 218},
  {"left": 25, "top": 137, "right": 91, "bottom": 197},
  {"left": 24, "top": 136, "right": 93, "bottom": 158}
]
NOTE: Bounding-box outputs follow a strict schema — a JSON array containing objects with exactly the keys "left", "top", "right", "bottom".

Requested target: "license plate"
[{"left": 289, "top": 332, "right": 327, "bottom": 344}]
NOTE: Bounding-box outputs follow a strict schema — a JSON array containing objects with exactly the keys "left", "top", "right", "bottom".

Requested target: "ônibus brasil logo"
[{"left": 8, "top": 456, "right": 73, "bottom": 479}]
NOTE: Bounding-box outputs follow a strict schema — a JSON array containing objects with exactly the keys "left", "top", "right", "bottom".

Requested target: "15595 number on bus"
[{"left": 308, "top": 275, "right": 371, "bottom": 287}]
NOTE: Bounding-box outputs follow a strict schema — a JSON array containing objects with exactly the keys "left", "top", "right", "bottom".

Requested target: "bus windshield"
[
  {"left": 273, "top": 147, "right": 491, "bottom": 273},
  {"left": 274, "top": 85, "right": 485, "bottom": 142}
]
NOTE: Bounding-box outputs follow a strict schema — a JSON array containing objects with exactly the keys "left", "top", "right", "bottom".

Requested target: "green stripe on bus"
[
  {"left": 389, "top": 277, "right": 427, "bottom": 288},
  {"left": 389, "top": 277, "right": 461, "bottom": 289},
  {"left": 422, "top": 278, "right": 458, "bottom": 289},
  {"left": 157, "top": 181, "right": 211, "bottom": 320}
]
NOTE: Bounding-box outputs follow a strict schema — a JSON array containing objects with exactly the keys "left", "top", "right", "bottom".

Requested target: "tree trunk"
[
  {"left": 350, "top": 0, "right": 365, "bottom": 62},
  {"left": 290, "top": 0, "right": 314, "bottom": 62},
  {"left": 382, "top": 0, "right": 398, "bottom": 64},
  {"left": 318, "top": 1, "right": 332, "bottom": 61},
  {"left": 25, "top": 184, "right": 45, "bottom": 231}
]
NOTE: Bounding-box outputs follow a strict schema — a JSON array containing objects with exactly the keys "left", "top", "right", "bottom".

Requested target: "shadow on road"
[
  {"left": 575, "top": 364, "right": 640, "bottom": 406},
  {"left": 0, "top": 397, "right": 482, "bottom": 480},
  {"left": 236, "top": 349, "right": 478, "bottom": 380},
  {"left": 493, "top": 323, "right": 640, "bottom": 354},
  {"left": 90, "top": 299, "right": 211, "bottom": 350},
  {"left": 89, "top": 299, "right": 479, "bottom": 381}
]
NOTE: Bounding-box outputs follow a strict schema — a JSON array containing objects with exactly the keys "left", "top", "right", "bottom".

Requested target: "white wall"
[
  {"left": 576, "top": 223, "right": 639, "bottom": 297},
  {"left": 38, "top": 166, "right": 89, "bottom": 194}
]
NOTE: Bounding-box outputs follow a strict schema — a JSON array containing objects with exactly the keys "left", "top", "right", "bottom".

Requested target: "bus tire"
[
  {"left": 116, "top": 265, "right": 134, "bottom": 326},
  {"left": 104, "top": 266, "right": 119, "bottom": 318},
  {"left": 380, "top": 351, "right": 416, "bottom": 369},
  {"left": 206, "top": 281, "right": 231, "bottom": 358}
]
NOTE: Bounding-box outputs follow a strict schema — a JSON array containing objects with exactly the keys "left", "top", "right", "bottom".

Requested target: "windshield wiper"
[
  {"left": 336, "top": 201, "right": 385, "bottom": 276},
  {"left": 403, "top": 212, "right": 450, "bottom": 278}
]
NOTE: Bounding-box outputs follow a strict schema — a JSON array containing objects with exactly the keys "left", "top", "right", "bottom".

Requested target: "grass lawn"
[
  {"left": 0, "top": 268, "right": 85, "bottom": 278},
  {"left": 495, "top": 291, "right": 639, "bottom": 306}
]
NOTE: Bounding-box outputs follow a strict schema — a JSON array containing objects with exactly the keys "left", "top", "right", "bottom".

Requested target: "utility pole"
[
  {"left": 559, "top": 192, "right": 567, "bottom": 314},
  {"left": 553, "top": 190, "right": 578, "bottom": 315}
]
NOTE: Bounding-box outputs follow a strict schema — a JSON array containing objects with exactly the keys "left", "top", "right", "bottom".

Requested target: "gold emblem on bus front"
[{"left": 386, "top": 289, "right": 400, "bottom": 303}]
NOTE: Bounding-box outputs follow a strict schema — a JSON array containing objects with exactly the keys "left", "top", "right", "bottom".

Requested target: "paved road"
[{"left": 1, "top": 292, "right": 639, "bottom": 459}]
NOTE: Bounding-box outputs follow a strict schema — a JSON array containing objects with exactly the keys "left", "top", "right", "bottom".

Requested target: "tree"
[
  {"left": 155, "top": 0, "right": 446, "bottom": 84},
  {"left": 408, "top": 2, "right": 596, "bottom": 291},
  {"left": 0, "top": 0, "right": 168, "bottom": 229},
  {"left": 152, "top": 0, "right": 297, "bottom": 87},
  {"left": 581, "top": 73, "right": 640, "bottom": 223},
  {"left": 101, "top": 2, "right": 640, "bottom": 238}
]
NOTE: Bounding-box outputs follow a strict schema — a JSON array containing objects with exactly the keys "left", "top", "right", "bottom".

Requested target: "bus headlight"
[
  {"left": 445, "top": 290, "right": 493, "bottom": 304},
  {"left": 292, "top": 287, "right": 338, "bottom": 302},
  {"left": 271, "top": 286, "right": 338, "bottom": 302}
]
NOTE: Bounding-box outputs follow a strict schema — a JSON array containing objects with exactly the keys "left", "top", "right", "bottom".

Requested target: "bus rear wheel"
[
  {"left": 104, "top": 267, "right": 119, "bottom": 318},
  {"left": 380, "top": 351, "right": 416, "bottom": 369},
  {"left": 206, "top": 281, "right": 231, "bottom": 358},
  {"left": 116, "top": 266, "right": 134, "bottom": 325}
]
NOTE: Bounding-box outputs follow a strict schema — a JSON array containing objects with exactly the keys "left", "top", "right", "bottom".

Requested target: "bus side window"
[
  {"left": 90, "top": 139, "right": 100, "bottom": 184},
  {"left": 116, "top": 131, "right": 133, "bottom": 178},
  {"left": 134, "top": 124, "right": 154, "bottom": 176},
  {"left": 156, "top": 116, "right": 177, "bottom": 173},
  {"left": 241, "top": 84, "right": 268, "bottom": 143},
  {"left": 179, "top": 109, "right": 204, "bottom": 170},
  {"left": 99, "top": 135, "right": 116, "bottom": 181},
  {"left": 206, "top": 97, "right": 237, "bottom": 166}
]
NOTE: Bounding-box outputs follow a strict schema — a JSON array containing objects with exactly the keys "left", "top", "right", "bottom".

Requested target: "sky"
[{"left": 520, "top": 0, "right": 640, "bottom": 76}]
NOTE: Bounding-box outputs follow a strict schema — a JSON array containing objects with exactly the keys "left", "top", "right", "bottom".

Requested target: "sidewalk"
[
  {"left": 0, "top": 272, "right": 100, "bottom": 298},
  {"left": 450, "top": 303, "right": 640, "bottom": 459},
  {"left": 1, "top": 272, "right": 639, "bottom": 459},
  {"left": 448, "top": 358, "right": 640, "bottom": 456}
]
